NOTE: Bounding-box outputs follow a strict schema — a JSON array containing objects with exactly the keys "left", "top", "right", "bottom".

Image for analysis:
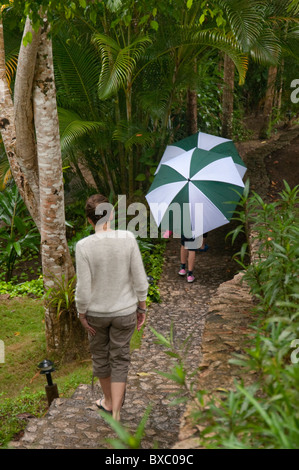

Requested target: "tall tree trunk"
[
  {"left": 33, "top": 19, "right": 77, "bottom": 355},
  {"left": 259, "top": 65, "right": 277, "bottom": 139},
  {"left": 14, "top": 17, "right": 41, "bottom": 215},
  {"left": 275, "top": 60, "right": 284, "bottom": 112},
  {"left": 186, "top": 88, "right": 198, "bottom": 135},
  {"left": 187, "top": 58, "right": 198, "bottom": 135},
  {"left": 115, "top": 95, "right": 126, "bottom": 193},
  {"left": 0, "top": 20, "right": 40, "bottom": 228},
  {"left": 126, "top": 75, "right": 134, "bottom": 199},
  {"left": 222, "top": 54, "right": 235, "bottom": 139}
]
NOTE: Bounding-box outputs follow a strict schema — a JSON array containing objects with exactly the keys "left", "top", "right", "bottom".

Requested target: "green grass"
[
  {"left": 0, "top": 296, "right": 154, "bottom": 448},
  {"left": 0, "top": 298, "right": 46, "bottom": 397},
  {"left": 0, "top": 297, "right": 94, "bottom": 447}
]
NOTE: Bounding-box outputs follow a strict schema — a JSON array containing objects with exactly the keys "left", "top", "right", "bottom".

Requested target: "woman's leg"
[
  {"left": 180, "top": 245, "right": 188, "bottom": 264},
  {"left": 87, "top": 316, "right": 112, "bottom": 409},
  {"left": 111, "top": 382, "right": 126, "bottom": 421},
  {"left": 98, "top": 376, "right": 112, "bottom": 411},
  {"left": 187, "top": 250, "right": 196, "bottom": 272},
  {"left": 200, "top": 233, "right": 208, "bottom": 249},
  {"left": 109, "top": 313, "right": 136, "bottom": 421}
]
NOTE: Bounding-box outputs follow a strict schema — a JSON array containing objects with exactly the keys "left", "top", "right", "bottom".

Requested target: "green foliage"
[
  {"left": 99, "top": 405, "right": 152, "bottom": 449},
  {"left": 67, "top": 226, "right": 93, "bottom": 258},
  {"left": 0, "top": 185, "right": 40, "bottom": 281},
  {"left": 151, "top": 182, "right": 299, "bottom": 448},
  {"left": 0, "top": 0, "right": 105, "bottom": 34},
  {"left": 2, "top": 0, "right": 299, "bottom": 202},
  {"left": 140, "top": 240, "right": 166, "bottom": 303},
  {"left": 45, "top": 274, "right": 77, "bottom": 318},
  {"left": 93, "top": 33, "right": 152, "bottom": 100},
  {"left": 0, "top": 277, "right": 44, "bottom": 298},
  {"left": 0, "top": 389, "right": 47, "bottom": 448},
  {"left": 38, "top": 0, "right": 269, "bottom": 197}
]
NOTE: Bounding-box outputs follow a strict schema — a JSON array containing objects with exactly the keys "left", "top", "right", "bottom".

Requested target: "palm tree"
[
  {"left": 213, "top": 0, "right": 281, "bottom": 138},
  {"left": 258, "top": 0, "right": 299, "bottom": 138},
  {"left": 55, "top": 1, "right": 250, "bottom": 199}
]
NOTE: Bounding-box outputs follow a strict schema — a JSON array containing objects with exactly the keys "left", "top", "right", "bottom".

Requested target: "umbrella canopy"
[
  {"left": 146, "top": 147, "right": 245, "bottom": 239},
  {"left": 155, "top": 131, "right": 247, "bottom": 178}
]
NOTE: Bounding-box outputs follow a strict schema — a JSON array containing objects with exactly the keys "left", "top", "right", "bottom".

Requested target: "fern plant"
[{"left": 45, "top": 274, "right": 77, "bottom": 319}]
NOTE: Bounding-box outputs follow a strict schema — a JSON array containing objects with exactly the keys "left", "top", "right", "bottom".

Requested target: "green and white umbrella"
[
  {"left": 146, "top": 146, "right": 245, "bottom": 239},
  {"left": 155, "top": 131, "right": 247, "bottom": 178}
]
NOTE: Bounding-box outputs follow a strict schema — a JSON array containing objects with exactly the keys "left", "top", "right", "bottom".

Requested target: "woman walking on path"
[{"left": 75, "top": 194, "right": 149, "bottom": 421}]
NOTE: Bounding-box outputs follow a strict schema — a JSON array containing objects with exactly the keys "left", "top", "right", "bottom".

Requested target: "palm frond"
[
  {"left": 92, "top": 33, "right": 152, "bottom": 100},
  {"left": 112, "top": 120, "right": 153, "bottom": 150},
  {"left": 53, "top": 30, "right": 101, "bottom": 118},
  {"left": 3, "top": 19, "right": 21, "bottom": 90},
  {"left": 58, "top": 108, "right": 105, "bottom": 152},
  {"left": 0, "top": 150, "right": 12, "bottom": 191},
  {"left": 249, "top": 27, "right": 281, "bottom": 65},
  {"left": 216, "top": 0, "right": 268, "bottom": 51},
  {"left": 5, "top": 54, "right": 18, "bottom": 89},
  {"left": 280, "top": 25, "right": 299, "bottom": 59},
  {"left": 185, "top": 28, "right": 249, "bottom": 84},
  {"left": 136, "top": 87, "right": 172, "bottom": 120},
  {"left": 288, "top": 0, "right": 299, "bottom": 15}
]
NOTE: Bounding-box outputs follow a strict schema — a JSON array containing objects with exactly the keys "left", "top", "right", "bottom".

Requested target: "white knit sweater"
[{"left": 75, "top": 230, "right": 149, "bottom": 317}]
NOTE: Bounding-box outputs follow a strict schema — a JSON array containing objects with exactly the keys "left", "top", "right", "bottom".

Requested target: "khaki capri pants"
[{"left": 86, "top": 312, "right": 136, "bottom": 383}]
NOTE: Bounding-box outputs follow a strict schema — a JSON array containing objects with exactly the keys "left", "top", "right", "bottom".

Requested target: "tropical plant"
[
  {"left": 257, "top": 0, "right": 299, "bottom": 137},
  {"left": 99, "top": 404, "right": 152, "bottom": 449},
  {"left": 0, "top": 144, "right": 12, "bottom": 189},
  {"left": 0, "top": 276, "right": 44, "bottom": 297},
  {"left": 52, "top": 0, "right": 257, "bottom": 201},
  {"left": 44, "top": 273, "right": 77, "bottom": 319},
  {"left": 0, "top": 184, "right": 40, "bottom": 281}
]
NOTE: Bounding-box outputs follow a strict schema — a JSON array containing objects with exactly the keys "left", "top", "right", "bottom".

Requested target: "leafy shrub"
[
  {"left": 45, "top": 274, "right": 77, "bottom": 318},
  {"left": 0, "top": 185, "right": 40, "bottom": 281},
  {"left": 151, "top": 181, "right": 299, "bottom": 449},
  {"left": 139, "top": 239, "right": 166, "bottom": 303},
  {"left": 0, "top": 277, "right": 44, "bottom": 298}
]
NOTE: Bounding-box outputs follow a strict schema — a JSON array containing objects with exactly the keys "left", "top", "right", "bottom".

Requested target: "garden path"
[
  {"left": 10, "top": 124, "right": 299, "bottom": 449},
  {"left": 11, "top": 224, "right": 239, "bottom": 449}
]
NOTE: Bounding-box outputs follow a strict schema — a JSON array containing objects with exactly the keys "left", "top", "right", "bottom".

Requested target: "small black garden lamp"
[{"left": 38, "top": 359, "right": 59, "bottom": 407}]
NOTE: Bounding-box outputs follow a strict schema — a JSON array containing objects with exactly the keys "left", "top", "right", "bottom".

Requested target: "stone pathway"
[
  {"left": 10, "top": 225, "right": 240, "bottom": 450},
  {"left": 10, "top": 125, "right": 299, "bottom": 450}
]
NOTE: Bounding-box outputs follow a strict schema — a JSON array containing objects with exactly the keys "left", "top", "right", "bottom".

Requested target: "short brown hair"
[{"left": 85, "top": 194, "right": 112, "bottom": 225}]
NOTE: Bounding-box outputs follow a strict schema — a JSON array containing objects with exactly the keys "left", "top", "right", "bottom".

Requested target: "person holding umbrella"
[
  {"left": 146, "top": 145, "right": 245, "bottom": 285},
  {"left": 147, "top": 131, "right": 246, "bottom": 283}
]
